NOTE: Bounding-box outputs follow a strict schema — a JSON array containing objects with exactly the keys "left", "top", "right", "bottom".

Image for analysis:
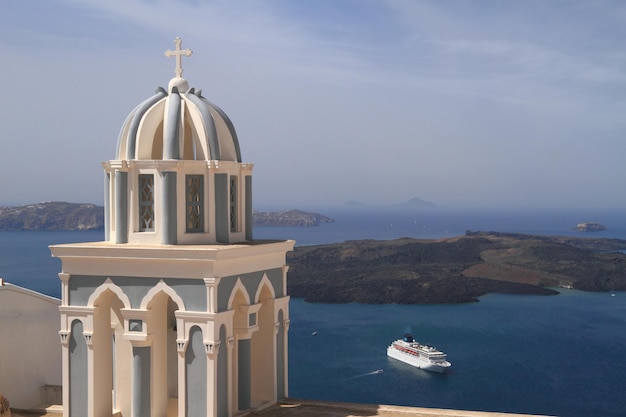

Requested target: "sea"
[{"left": 2, "top": 207, "right": 625, "bottom": 417}]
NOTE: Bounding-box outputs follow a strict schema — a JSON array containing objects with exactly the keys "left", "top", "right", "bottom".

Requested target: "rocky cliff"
[
  {"left": 287, "top": 232, "right": 626, "bottom": 304},
  {"left": 252, "top": 209, "right": 334, "bottom": 227},
  {"left": 0, "top": 202, "right": 103, "bottom": 231}
]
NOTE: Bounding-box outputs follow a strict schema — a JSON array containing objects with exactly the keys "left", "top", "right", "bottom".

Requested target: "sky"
[{"left": 1, "top": 0, "right": 626, "bottom": 211}]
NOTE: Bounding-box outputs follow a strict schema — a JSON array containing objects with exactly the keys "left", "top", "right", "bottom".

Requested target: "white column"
[
  {"left": 59, "top": 327, "right": 70, "bottom": 417},
  {"left": 58, "top": 274, "right": 71, "bottom": 417},
  {"left": 85, "top": 327, "right": 95, "bottom": 417},
  {"left": 227, "top": 336, "right": 235, "bottom": 416},
  {"left": 283, "top": 318, "right": 290, "bottom": 398},
  {"left": 204, "top": 277, "right": 221, "bottom": 314},
  {"left": 176, "top": 337, "right": 188, "bottom": 417},
  {"left": 58, "top": 273, "right": 70, "bottom": 306},
  {"left": 205, "top": 341, "right": 220, "bottom": 417}
]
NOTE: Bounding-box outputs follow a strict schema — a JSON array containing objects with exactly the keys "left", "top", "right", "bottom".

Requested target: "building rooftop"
[
  {"left": 251, "top": 399, "right": 553, "bottom": 417},
  {"left": 10, "top": 398, "right": 553, "bottom": 417}
]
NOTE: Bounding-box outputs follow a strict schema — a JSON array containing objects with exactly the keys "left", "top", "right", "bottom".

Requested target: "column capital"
[
  {"left": 177, "top": 339, "right": 188, "bottom": 354},
  {"left": 84, "top": 332, "right": 94, "bottom": 347},
  {"left": 108, "top": 160, "right": 129, "bottom": 171},
  {"left": 204, "top": 340, "right": 221, "bottom": 358},
  {"left": 59, "top": 330, "right": 71, "bottom": 347},
  {"left": 203, "top": 277, "right": 221, "bottom": 286}
]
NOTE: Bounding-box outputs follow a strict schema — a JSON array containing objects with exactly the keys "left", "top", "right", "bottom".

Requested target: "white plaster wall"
[{"left": 0, "top": 283, "right": 61, "bottom": 409}]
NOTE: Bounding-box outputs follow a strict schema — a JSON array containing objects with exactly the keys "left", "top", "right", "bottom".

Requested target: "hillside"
[
  {"left": 0, "top": 202, "right": 333, "bottom": 230},
  {"left": 287, "top": 232, "right": 626, "bottom": 304},
  {"left": 252, "top": 209, "right": 334, "bottom": 227},
  {"left": 0, "top": 202, "right": 103, "bottom": 231}
]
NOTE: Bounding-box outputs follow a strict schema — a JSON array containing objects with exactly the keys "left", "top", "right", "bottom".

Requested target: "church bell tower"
[
  {"left": 106, "top": 36, "right": 251, "bottom": 246},
  {"left": 51, "top": 38, "right": 294, "bottom": 417}
]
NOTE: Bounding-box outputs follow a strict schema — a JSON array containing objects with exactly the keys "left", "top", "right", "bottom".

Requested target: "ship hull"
[{"left": 387, "top": 346, "right": 449, "bottom": 374}]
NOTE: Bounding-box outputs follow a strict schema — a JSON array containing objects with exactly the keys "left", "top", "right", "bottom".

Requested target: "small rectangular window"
[
  {"left": 230, "top": 176, "right": 238, "bottom": 232},
  {"left": 139, "top": 174, "right": 155, "bottom": 231},
  {"left": 129, "top": 319, "right": 143, "bottom": 332},
  {"left": 186, "top": 175, "right": 204, "bottom": 233}
]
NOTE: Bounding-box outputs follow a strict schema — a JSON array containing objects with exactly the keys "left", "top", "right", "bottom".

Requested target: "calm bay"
[{"left": 1, "top": 208, "right": 625, "bottom": 416}]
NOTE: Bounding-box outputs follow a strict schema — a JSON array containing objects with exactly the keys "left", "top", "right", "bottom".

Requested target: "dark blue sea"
[{"left": 2, "top": 208, "right": 625, "bottom": 417}]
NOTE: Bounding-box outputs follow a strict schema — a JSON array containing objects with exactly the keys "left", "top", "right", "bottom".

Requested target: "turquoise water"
[{"left": 2, "top": 209, "right": 625, "bottom": 416}]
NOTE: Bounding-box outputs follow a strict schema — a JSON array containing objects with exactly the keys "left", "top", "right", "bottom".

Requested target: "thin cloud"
[{"left": 0, "top": 0, "right": 625, "bottom": 209}]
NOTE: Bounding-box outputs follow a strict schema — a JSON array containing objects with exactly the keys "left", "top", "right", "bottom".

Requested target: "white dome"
[{"left": 115, "top": 78, "right": 242, "bottom": 162}]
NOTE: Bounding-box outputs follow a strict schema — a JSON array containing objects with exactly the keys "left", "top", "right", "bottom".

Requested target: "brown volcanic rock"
[{"left": 287, "top": 233, "right": 626, "bottom": 304}]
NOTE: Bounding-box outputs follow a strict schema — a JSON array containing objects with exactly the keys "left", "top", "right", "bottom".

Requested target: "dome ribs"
[{"left": 163, "top": 89, "right": 181, "bottom": 159}]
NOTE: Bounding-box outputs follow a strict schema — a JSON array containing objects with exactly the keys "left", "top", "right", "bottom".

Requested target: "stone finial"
[{"left": 0, "top": 393, "right": 11, "bottom": 417}]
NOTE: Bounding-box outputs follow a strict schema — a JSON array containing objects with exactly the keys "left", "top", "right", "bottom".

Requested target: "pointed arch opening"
[
  {"left": 145, "top": 289, "right": 181, "bottom": 417},
  {"left": 140, "top": 280, "right": 186, "bottom": 311},
  {"left": 69, "top": 319, "right": 88, "bottom": 417},
  {"left": 254, "top": 274, "right": 276, "bottom": 304},
  {"left": 90, "top": 288, "right": 131, "bottom": 417},
  {"left": 88, "top": 286, "right": 132, "bottom": 415},
  {"left": 251, "top": 281, "right": 276, "bottom": 407},
  {"left": 228, "top": 282, "right": 250, "bottom": 412},
  {"left": 87, "top": 279, "right": 131, "bottom": 309}
]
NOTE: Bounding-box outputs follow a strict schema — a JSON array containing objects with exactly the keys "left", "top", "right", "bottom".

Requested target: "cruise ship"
[{"left": 387, "top": 334, "right": 451, "bottom": 373}]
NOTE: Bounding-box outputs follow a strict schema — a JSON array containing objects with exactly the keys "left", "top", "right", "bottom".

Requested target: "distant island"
[
  {"left": 252, "top": 209, "right": 334, "bottom": 227},
  {"left": 345, "top": 196, "right": 437, "bottom": 208},
  {"left": 345, "top": 200, "right": 368, "bottom": 207},
  {"left": 0, "top": 202, "right": 334, "bottom": 230},
  {"left": 287, "top": 231, "right": 626, "bottom": 304},
  {"left": 5, "top": 202, "right": 624, "bottom": 305},
  {"left": 574, "top": 222, "right": 607, "bottom": 232},
  {"left": 393, "top": 196, "right": 438, "bottom": 208},
  {"left": 0, "top": 202, "right": 103, "bottom": 231}
]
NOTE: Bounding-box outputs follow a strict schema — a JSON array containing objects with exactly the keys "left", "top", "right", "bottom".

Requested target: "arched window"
[
  {"left": 186, "top": 175, "right": 204, "bottom": 232},
  {"left": 230, "top": 176, "right": 238, "bottom": 232},
  {"left": 139, "top": 174, "right": 155, "bottom": 231}
]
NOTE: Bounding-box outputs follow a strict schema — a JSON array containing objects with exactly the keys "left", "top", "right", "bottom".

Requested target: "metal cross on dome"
[{"left": 165, "top": 37, "right": 193, "bottom": 78}]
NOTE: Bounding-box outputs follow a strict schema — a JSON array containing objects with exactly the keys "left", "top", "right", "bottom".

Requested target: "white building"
[
  {"left": 50, "top": 38, "right": 294, "bottom": 417},
  {"left": 0, "top": 279, "right": 62, "bottom": 410}
]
